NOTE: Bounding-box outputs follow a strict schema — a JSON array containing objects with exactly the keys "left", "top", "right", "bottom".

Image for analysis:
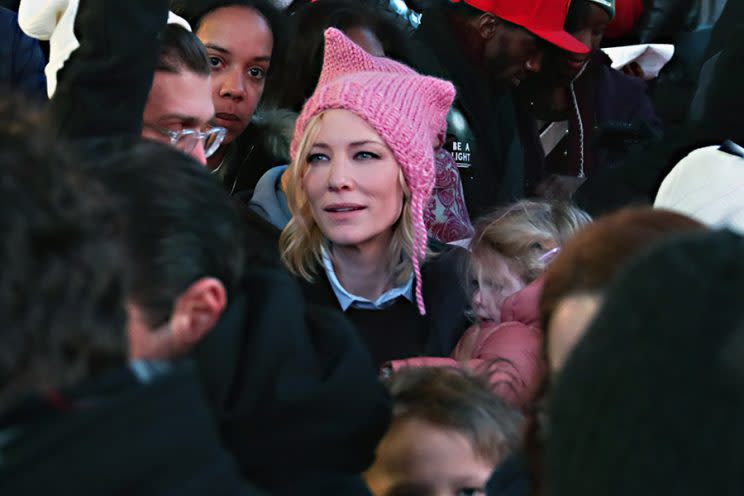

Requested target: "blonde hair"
[
  {"left": 470, "top": 200, "right": 592, "bottom": 283},
  {"left": 280, "top": 111, "right": 416, "bottom": 286}
]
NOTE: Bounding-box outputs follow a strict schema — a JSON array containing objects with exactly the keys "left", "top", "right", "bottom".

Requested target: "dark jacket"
[
  {"left": 518, "top": 51, "right": 661, "bottom": 191},
  {"left": 0, "top": 361, "right": 261, "bottom": 495},
  {"left": 0, "top": 6, "right": 46, "bottom": 101},
  {"left": 192, "top": 265, "right": 391, "bottom": 495},
  {"left": 412, "top": 7, "right": 525, "bottom": 218},
  {"left": 299, "top": 244, "right": 470, "bottom": 365}
]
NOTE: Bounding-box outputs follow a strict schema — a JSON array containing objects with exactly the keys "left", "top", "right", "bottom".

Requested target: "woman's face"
[
  {"left": 302, "top": 109, "right": 404, "bottom": 251},
  {"left": 196, "top": 6, "right": 273, "bottom": 144},
  {"left": 470, "top": 252, "right": 526, "bottom": 325}
]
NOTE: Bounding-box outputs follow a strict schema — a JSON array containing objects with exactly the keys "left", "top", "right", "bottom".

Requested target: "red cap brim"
[{"left": 528, "top": 28, "right": 590, "bottom": 54}]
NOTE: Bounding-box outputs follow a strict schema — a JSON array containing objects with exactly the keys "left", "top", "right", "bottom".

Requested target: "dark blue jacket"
[{"left": 0, "top": 6, "right": 46, "bottom": 101}]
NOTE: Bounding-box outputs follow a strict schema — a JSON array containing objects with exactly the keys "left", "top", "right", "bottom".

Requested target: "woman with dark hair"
[{"left": 170, "top": 0, "right": 283, "bottom": 189}]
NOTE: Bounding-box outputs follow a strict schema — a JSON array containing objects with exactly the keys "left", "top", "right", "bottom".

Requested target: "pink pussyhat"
[{"left": 291, "top": 28, "right": 456, "bottom": 315}]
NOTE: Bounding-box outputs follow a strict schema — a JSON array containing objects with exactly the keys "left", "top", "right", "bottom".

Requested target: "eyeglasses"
[{"left": 143, "top": 123, "right": 226, "bottom": 159}]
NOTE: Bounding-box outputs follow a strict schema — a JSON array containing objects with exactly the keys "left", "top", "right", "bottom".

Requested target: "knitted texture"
[{"left": 292, "top": 28, "right": 456, "bottom": 315}]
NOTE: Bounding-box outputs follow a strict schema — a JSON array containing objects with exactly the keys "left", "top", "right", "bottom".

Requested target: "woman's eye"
[
  {"left": 307, "top": 153, "right": 329, "bottom": 164},
  {"left": 208, "top": 56, "right": 223, "bottom": 69},
  {"left": 354, "top": 151, "right": 380, "bottom": 160},
  {"left": 248, "top": 67, "right": 266, "bottom": 80}
]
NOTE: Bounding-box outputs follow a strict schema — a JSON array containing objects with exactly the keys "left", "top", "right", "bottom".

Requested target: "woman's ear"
[{"left": 169, "top": 277, "right": 227, "bottom": 355}]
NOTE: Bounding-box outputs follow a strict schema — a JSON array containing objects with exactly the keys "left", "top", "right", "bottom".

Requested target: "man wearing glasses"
[{"left": 141, "top": 23, "right": 226, "bottom": 165}]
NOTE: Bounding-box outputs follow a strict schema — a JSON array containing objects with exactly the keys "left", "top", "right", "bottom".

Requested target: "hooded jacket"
[{"left": 518, "top": 50, "right": 661, "bottom": 193}]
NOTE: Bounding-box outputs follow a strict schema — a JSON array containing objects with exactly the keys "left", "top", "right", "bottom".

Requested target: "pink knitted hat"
[{"left": 291, "top": 28, "right": 456, "bottom": 315}]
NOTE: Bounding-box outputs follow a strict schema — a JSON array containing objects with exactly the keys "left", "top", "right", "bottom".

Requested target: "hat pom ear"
[{"left": 425, "top": 79, "right": 457, "bottom": 147}]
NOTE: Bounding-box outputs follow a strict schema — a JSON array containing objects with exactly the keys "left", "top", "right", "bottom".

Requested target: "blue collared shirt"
[{"left": 321, "top": 249, "right": 413, "bottom": 312}]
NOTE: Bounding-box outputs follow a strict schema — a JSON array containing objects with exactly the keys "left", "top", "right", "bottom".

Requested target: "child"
[
  {"left": 387, "top": 200, "right": 591, "bottom": 408},
  {"left": 365, "top": 367, "right": 523, "bottom": 496}
]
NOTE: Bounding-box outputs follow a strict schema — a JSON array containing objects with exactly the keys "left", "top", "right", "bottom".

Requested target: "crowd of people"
[{"left": 0, "top": 0, "right": 743, "bottom": 494}]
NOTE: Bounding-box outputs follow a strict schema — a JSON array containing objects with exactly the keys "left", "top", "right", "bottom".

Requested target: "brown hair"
[
  {"left": 470, "top": 200, "right": 592, "bottom": 284},
  {"left": 540, "top": 207, "right": 706, "bottom": 330},
  {"left": 387, "top": 367, "right": 523, "bottom": 465}
]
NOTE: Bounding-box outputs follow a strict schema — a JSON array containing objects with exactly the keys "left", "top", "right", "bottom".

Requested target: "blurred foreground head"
[
  {"left": 548, "top": 230, "right": 744, "bottom": 496},
  {"left": 540, "top": 207, "right": 705, "bottom": 373},
  {"left": 0, "top": 96, "right": 127, "bottom": 411}
]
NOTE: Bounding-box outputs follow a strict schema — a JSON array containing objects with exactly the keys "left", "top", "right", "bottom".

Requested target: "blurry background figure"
[
  {"left": 366, "top": 367, "right": 523, "bottom": 496},
  {"left": 573, "top": 22, "right": 744, "bottom": 216},
  {"left": 655, "top": 141, "right": 744, "bottom": 234},
  {"left": 547, "top": 229, "right": 744, "bottom": 496},
  {"left": 516, "top": 0, "right": 661, "bottom": 201},
  {"left": 411, "top": 0, "right": 588, "bottom": 218},
  {"left": 0, "top": 6, "right": 46, "bottom": 101}
]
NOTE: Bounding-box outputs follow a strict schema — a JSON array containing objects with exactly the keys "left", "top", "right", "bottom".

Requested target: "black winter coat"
[{"left": 0, "top": 362, "right": 261, "bottom": 495}]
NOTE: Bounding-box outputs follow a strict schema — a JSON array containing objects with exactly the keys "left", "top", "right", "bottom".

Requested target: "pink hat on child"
[{"left": 291, "top": 28, "right": 456, "bottom": 315}]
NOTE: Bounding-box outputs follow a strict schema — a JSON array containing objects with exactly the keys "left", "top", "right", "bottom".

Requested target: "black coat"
[
  {"left": 0, "top": 6, "right": 46, "bottom": 101},
  {"left": 0, "top": 361, "right": 261, "bottom": 495},
  {"left": 412, "top": 8, "right": 525, "bottom": 218},
  {"left": 192, "top": 265, "right": 391, "bottom": 495}
]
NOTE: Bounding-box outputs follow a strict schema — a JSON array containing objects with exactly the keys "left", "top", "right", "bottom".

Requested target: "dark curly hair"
[{"left": 0, "top": 97, "right": 128, "bottom": 411}]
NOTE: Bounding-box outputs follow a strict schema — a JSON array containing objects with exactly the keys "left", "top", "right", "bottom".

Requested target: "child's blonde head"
[{"left": 470, "top": 200, "right": 592, "bottom": 284}]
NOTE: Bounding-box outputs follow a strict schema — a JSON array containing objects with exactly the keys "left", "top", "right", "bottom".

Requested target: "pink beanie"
[{"left": 291, "top": 28, "right": 456, "bottom": 315}]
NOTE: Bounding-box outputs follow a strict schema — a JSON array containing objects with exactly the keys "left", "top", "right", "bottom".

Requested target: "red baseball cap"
[{"left": 453, "top": 0, "right": 590, "bottom": 54}]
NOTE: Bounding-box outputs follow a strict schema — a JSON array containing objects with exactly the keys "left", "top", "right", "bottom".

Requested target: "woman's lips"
[
  {"left": 323, "top": 204, "right": 366, "bottom": 220},
  {"left": 213, "top": 113, "right": 242, "bottom": 130},
  {"left": 215, "top": 112, "right": 241, "bottom": 122}
]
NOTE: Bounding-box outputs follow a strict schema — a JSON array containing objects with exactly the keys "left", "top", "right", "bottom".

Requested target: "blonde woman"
[
  {"left": 387, "top": 200, "right": 591, "bottom": 408},
  {"left": 279, "top": 28, "right": 470, "bottom": 365}
]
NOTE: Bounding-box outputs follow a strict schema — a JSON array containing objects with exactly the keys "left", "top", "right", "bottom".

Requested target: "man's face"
[
  {"left": 142, "top": 70, "right": 215, "bottom": 165},
  {"left": 483, "top": 23, "right": 543, "bottom": 87}
]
